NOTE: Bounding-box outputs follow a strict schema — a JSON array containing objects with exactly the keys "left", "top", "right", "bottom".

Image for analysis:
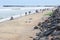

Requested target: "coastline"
[
  {"left": 0, "top": 7, "right": 54, "bottom": 23},
  {"left": 0, "top": 10, "right": 53, "bottom": 40}
]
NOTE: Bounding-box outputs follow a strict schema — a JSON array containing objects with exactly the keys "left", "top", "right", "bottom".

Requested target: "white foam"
[
  {"left": 0, "top": 17, "right": 10, "bottom": 22},
  {"left": 0, "top": 7, "right": 54, "bottom": 22}
]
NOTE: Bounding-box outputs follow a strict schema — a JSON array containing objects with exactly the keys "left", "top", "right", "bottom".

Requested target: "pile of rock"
[{"left": 33, "top": 6, "right": 60, "bottom": 40}]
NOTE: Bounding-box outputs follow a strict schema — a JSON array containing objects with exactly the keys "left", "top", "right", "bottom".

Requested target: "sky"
[{"left": 0, "top": 0, "right": 60, "bottom": 6}]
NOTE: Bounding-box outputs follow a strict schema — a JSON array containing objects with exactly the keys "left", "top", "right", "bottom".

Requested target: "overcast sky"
[{"left": 0, "top": 0, "right": 60, "bottom": 6}]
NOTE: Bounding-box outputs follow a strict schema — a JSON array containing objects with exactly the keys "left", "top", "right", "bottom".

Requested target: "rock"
[{"left": 34, "top": 26, "right": 38, "bottom": 29}]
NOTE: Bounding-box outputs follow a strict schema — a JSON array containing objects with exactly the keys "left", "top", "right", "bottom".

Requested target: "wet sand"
[{"left": 0, "top": 10, "right": 52, "bottom": 40}]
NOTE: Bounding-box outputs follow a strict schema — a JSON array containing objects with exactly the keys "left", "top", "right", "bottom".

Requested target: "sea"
[{"left": 0, "top": 7, "right": 54, "bottom": 22}]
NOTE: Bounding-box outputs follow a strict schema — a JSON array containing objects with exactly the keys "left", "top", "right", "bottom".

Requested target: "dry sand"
[{"left": 0, "top": 10, "right": 52, "bottom": 40}]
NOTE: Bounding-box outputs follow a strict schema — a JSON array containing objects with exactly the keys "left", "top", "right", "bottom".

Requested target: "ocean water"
[{"left": 0, "top": 7, "right": 54, "bottom": 19}]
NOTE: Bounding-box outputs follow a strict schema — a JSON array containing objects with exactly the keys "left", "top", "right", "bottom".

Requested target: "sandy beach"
[{"left": 0, "top": 10, "right": 52, "bottom": 40}]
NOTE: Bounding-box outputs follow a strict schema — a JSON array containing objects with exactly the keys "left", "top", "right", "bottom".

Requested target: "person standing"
[
  {"left": 10, "top": 16, "right": 14, "bottom": 20},
  {"left": 29, "top": 11, "right": 31, "bottom": 15},
  {"left": 25, "top": 12, "right": 27, "bottom": 16}
]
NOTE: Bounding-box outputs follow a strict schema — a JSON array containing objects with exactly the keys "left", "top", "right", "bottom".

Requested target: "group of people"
[{"left": 10, "top": 8, "right": 53, "bottom": 20}]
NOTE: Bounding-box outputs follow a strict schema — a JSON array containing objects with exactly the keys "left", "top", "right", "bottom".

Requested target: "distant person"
[
  {"left": 10, "top": 17, "right": 14, "bottom": 20},
  {"left": 43, "top": 9, "right": 45, "bottom": 11},
  {"left": 35, "top": 10, "right": 38, "bottom": 13},
  {"left": 29, "top": 11, "right": 31, "bottom": 15},
  {"left": 47, "top": 8, "right": 49, "bottom": 10},
  {"left": 25, "top": 12, "right": 27, "bottom": 16},
  {"left": 40, "top": 9, "right": 41, "bottom": 11},
  {"left": 40, "top": 9, "right": 43, "bottom": 13}
]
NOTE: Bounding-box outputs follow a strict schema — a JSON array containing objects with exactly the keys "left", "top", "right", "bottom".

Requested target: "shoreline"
[
  {"left": 0, "top": 10, "right": 53, "bottom": 40},
  {"left": 0, "top": 7, "right": 54, "bottom": 23}
]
